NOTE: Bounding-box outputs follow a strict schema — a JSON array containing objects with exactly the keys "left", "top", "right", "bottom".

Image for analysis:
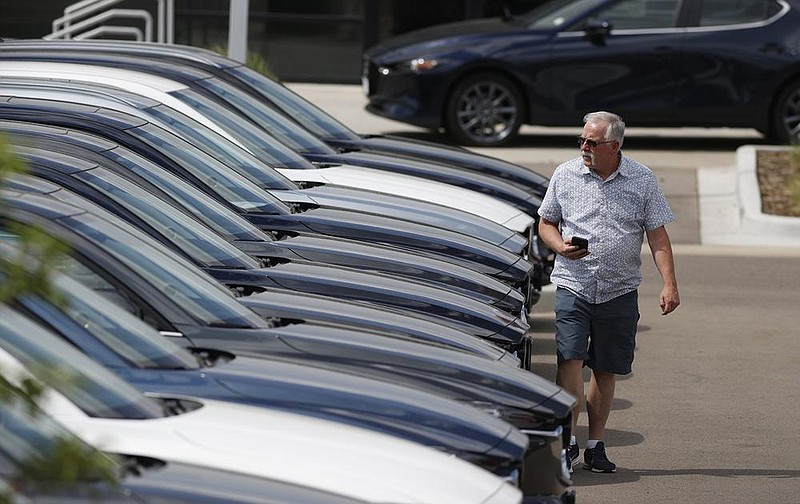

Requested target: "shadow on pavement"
[{"left": 574, "top": 467, "right": 800, "bottom": 488}]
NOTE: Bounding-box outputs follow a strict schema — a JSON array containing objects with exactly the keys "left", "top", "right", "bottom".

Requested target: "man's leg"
[
  {"left": 556, "top": 359, "right": 585, "bottom": 435},
  {"left": 586, "top": 369, "right": 615, "bottom": 440},
  {"left": 582, "top": 369, "right": 617, "bottom": 472}
]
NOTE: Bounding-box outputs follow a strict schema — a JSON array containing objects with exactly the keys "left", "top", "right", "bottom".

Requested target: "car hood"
[
  {"left": 115, "top": 356, "right": 527, "bottom": 462},
  {"left": 232, "top": 234, "right": 524, "bottom": 312},
  {"left": 206, "top": 261, "right": 525, "bottom": 340},
  {"left": 355, "top": 134, "right": 550, "bottom": 196},
  {"left": 238, "top": 288, "right": 514, "bottom": 359},
  {"left": 48, "top": 395, "right": 523, "bottom": 504},
  {"left": 229, "top": 322, "right": 573, "bottom": 417},
  {"left": 168, "top": 323, "right": 570, "bottom": 423},
  {"left": 121, "top": 456, "right": 368, "bottom": 504},
  {"left": 367, "top": 17, "right": 519, "bottom": 57},
  {"left": 309, "top": 150, "right": 541, "bottom": 218},
  {"left": 248, "top": 207, "right": 533, "bottom": 283},
  {"left": 276, "top": 165, "right": 534, "bottom": 233}
]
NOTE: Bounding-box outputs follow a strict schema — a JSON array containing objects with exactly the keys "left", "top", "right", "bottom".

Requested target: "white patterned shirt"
[{"left": 538, "top": 154, "right": 674, "bottom": 303}]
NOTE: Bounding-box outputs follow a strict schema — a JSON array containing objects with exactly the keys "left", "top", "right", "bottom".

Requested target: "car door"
[
  {"left": 671, "top": 0, "right": 791, "bottom": 128},
  {"left": 535, "top": 0, "right": 689, "bottom": 125}
]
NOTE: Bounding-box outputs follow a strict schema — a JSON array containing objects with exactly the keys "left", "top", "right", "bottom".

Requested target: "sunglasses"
[{"left": 577, "top": 136, "right": 616, "bottom": 148}]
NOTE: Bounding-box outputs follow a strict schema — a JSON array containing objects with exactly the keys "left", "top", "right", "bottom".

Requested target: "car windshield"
[
  {"left": 72, "top": 167, "right": 261, "bottom": 270},
  {"left": 129, "top": 123, "right": 293, "bottom": 215},
  {"left": 100, "top": 147, "right": 271, "bottom": 242},
  {"left": 146, "top": 103, "right": 298, "bottom": 190},
  {"left": 0, "top": 393, "right": 121, "bottom": 476},
  {"left": 26, "top": 274, "right": 201, "bottom": 370},
  {"left": 523, "top": 0, "right": 605, "bottom": 29},
  {"left": 195, "top": 77, "right": 337, "bottom": 156},
  {"left": 55, "top": 213, "right": 267, "bottom": 328},
  {"left": 168, "top": 87, "right": 316, "bottom": 170},
  {"left": 90, "top": 144, "right": 272, "bottom": 243},
  {"left": 227, "top": 65, "right": 360, "bottom": 142},
  {"left": 0, "top": 305, "right": 165, "bottom": 419}
]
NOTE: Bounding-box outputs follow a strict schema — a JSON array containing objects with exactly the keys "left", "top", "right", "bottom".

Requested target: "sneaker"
[
  {"left": 566, "top": 443, "right": 580, "bottom": 473},
  {"left": 583, "top": 441, "right": 617, "bottom": 473}
]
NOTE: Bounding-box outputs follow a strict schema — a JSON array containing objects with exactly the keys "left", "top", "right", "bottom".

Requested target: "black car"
[
  {"left": 0, "top": 395, "right": 369, "bottom": 504},
  {"left": 0, "top": 38, "right": 552, "bottom": 197},
  {"left": 5, "top": 174, "right": 519, "bottom": 364},
  {"left": 363, "top": 0, "right": 800, "bottom": 146},
  {"left": 10, "top": 159, "right": 528, "bottom": 341},
  {"left": 0, "top": 92, "right": 534, "bottom": 288},
  {"left": 0, "top": 44, "right": 545, "bottom": 218},
  {"left": 0, "top": 191, "right": 576, "bottom": 502},
  {"left": 2, "top": 121, "right": 527, "bottom": 311},
  {"left": 6, "top": 267, "right": 529, "bottom": 482}
]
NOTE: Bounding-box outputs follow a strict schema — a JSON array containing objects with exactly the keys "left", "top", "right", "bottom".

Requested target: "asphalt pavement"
[{"left": 288, "top": 83, "right": 800, "bottom": 504}]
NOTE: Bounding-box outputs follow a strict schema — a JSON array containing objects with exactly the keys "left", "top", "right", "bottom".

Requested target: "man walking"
[{"left": 537, "top": 111, "right": 680, "bottom": 473}]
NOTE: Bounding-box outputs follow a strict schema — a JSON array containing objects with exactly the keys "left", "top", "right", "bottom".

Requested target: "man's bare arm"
[
  {"left": 646, "top": 226, "right": 680, "bottom": 315},
  {"left": 538, "top": 218, "right": 589, "bottom": 260}
]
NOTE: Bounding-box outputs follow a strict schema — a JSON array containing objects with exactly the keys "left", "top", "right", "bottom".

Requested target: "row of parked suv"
[{"left": 0, "top": 39, "right": 575, "bottom": 504}]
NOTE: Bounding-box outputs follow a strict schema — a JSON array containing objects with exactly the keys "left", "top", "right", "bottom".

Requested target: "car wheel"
[
  {"left": 445, "top": 73, "right": 524, "bottom": 147},
  {"left": 771, "top": 78, "right": 800, "bottom": 144}
]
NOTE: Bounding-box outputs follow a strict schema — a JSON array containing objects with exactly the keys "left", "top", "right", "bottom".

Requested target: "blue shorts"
[{"left": 554, "top": 288, "right": 640, "bottom": 375}]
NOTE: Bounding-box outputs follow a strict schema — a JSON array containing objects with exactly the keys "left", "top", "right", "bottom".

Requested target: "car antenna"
[{"left": 501, "top": 4, "right": 513, "bottom": 21}]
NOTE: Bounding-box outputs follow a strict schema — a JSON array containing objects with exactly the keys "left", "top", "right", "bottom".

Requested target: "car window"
[
  {"left": 72, "top": 168, "right": 261, "bottom": 270},
  {"left": 196, "top": 77, "right": 337, "bottom": 156},
  {"left": 0, "top": 305, "right": 165, "bottom": 419},
  {"left": 59, "top": 213, "right": 268, "bottom": 329},
  {"left": 51, "top": 275, "right": 201, "bottom": 370},
  {"left": 699, "top": 0, "right": 781, "bottom": 26},
  {"left": 227, "top": 65, "right": 360, "bottom": 142},
  {"left": 101, "top": 146, "right": 272, "bottom": 243},
  {"left": 573, "top": 0, "right": 683, "bottom": 30},
  {"left": 526, "top": 0, "right": 602, "bottom": 29},
  {"left": 131, "top": 123, "right": 293, "bottom": 215},
  {"left": 169, "top": 87, "right": 314, "bottom": 170}
]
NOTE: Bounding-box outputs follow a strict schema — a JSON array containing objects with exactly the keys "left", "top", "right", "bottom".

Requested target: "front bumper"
[{"left": 518, "top": 426, "right": 575, "bottom": 503}]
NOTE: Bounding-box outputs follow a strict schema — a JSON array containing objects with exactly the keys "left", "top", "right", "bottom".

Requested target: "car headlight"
[
  {"left": 409, "top": 57, "right": 439, "bottom": 73},
  {"left": 466, "top": 401, "right": 557, "bottom": 431}
]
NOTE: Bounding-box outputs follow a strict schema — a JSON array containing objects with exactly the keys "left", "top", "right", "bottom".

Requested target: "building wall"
[{"left": 0, "top": 0, "right": 546, "bottom": 83}]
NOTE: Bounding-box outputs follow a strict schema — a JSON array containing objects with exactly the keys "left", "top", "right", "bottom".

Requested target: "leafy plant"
[
  {"left": 788, "top": 146, "right": 800, "bottom": 210},
  {"left": 209, "top": 44, "right": 279, "bottom": 81},
  {"left": 0, "top": 135, "right": 120, "bottom": 501}
]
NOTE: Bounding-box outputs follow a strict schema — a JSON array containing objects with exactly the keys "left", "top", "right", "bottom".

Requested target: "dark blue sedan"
[{"left": 364, "top": 0, "right": 800, "bottom": 146}]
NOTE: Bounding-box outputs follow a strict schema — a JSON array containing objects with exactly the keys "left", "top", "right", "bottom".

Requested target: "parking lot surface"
[{"left": 291, "top": 82, "right": 800, "bottom": 504}]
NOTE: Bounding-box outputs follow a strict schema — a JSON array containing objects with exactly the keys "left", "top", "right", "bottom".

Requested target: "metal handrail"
[
  {"left": 48, "top": 0, "right": 173, "bottom": 43},
  {"left": 45, "top": 9, "right": 153, "bottom": 41},
  {"left": 73, "top": 26, "right": 145, "bottom": 41}
]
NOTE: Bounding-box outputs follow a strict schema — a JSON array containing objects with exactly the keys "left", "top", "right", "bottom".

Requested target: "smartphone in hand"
[{"left": 571, "top": 236, "right": 588, "bottom": 250}]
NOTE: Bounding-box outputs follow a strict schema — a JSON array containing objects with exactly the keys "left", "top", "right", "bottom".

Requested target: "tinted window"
[
  {"left": 169, "top": 87, "right": 315, "bottom": 170},
  {"left": 528, "top": 0, "right": 602, "bottom": 29},
  {"left": 197, "top": 78, "right": 336, "bottom": 155},
  {"left": 0, "top": 306, "right": 164, "bottom": 419},
  {"left": 584, "top": 0, "right": 682, "bottom": 29},
  {"left": 699, "top": 0, "right": 780, "bottom": 26},
  {"left": 73, "top": 168, "right": 260, "bottom": 269},
  {"left": 59, "top": 214, "right": 267, "bottom": 328},
  {"left": 102, "top": 146, "right": 272, "bottom": 243},
  {"left": 131, "top": 124, "right": 292, "bottom": 215},
  {"left": 228, "top": 65, "right": 360, "bottom": 142},
  {"left": 147, "top": 104, "right": 299, "bottom": 189},
  {"left": 52, "top": 275, "right": 201, "bottom": 370}
]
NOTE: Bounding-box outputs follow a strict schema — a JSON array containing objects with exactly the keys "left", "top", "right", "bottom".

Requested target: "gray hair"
[{"left": 583, "top": 111, "right": 625, "bottom": 148}]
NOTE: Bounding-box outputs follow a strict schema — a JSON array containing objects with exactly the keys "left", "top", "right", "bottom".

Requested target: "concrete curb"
[{"left": 698, "top": 144, "right": 800, "bottom": 248}]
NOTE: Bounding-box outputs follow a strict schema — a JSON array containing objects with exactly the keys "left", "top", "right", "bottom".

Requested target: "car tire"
[
  {"left": 445, "top": 73, "right": 524, "bottom": 147},
  {"left": 770, "top": 77, "right": 800, "bottom": 144}
]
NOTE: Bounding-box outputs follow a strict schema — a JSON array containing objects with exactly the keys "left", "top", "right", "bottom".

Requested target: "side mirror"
[{"left": 584, "top": 19, "right": 612, "bottom": 45}]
